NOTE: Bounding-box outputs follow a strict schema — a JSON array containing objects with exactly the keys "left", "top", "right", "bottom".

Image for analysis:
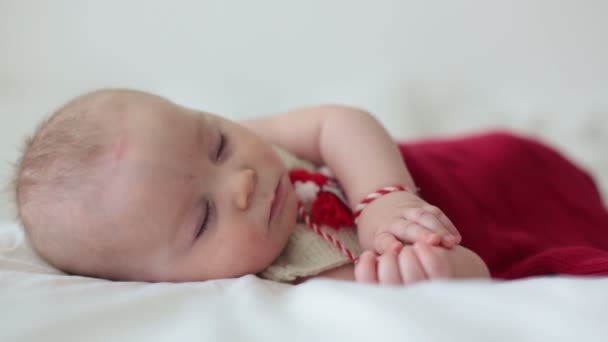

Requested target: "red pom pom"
[{"left": 311, "top": 191, "right": 354, "bottom": 229}]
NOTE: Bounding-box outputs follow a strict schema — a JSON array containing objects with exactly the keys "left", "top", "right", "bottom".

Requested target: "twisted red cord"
[
  {"left": 353, "top": 185, "right": 407, "bottom": 224},
  {"left": 296, "top": 185, "right": 408, "bottom": 261},
  {"left": 297, "top": 202, "right": 356, "bottom": 261}
]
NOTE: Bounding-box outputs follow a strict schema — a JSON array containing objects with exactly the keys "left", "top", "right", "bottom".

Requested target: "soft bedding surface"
[{"left": 1, "top": 221, "right": 607, "bottom": 342}]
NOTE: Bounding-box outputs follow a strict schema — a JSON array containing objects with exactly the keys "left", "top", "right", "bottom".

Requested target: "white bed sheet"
[{"left": 1, "top": 221, "right": 607, "bottom": 342}]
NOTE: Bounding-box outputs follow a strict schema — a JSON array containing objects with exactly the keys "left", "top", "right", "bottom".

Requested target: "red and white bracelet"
[
  {"left": 297, "top": 184, "right": 409, "bottom": 261},
  {"left": 353, "top": 185, "right": 408, "bottom": 225}
]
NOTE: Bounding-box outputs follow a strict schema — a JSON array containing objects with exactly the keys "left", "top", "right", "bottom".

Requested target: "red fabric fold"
[{"left": 397, "top": 131, "right": 608, "bottom": 279}]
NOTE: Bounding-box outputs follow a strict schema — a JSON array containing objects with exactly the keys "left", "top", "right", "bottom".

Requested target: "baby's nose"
[{"left": 233, "top": 168, "right": 257, "bottom": 210}]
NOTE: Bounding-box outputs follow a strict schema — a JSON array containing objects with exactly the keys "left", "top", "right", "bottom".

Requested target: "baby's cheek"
[
  {"left": 239, "top": 224, "right": 270, "bottom": 250},
  {"left": 248, "top": 226, "right": 285, "bottom": 264}
]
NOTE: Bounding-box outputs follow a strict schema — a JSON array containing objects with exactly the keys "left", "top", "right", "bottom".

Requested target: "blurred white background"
[{"left": 1, "top": 0, "right": 607, "bottom": 220}]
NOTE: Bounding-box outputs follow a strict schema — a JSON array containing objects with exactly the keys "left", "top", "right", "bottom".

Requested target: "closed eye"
[
  {"left": 195, "top": 199, "right": 212, "bottom": 239},
  {"left": 215, "top": 129, "right": 226, "bottom": 162}
]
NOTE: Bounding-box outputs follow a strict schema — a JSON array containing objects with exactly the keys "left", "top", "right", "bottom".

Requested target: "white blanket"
[
  {"left": 1, "top": 221, "right": 607, "bottom": 342},
  {"left": 3, "top": 1, "right": 608, "bottom": 340}
]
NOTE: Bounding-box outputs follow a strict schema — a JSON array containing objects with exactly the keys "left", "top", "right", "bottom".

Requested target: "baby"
[{"left": 14, "top": 89, "right": 490, "bottom": 284}]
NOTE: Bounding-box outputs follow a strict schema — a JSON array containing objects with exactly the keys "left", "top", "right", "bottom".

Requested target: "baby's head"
[{"left": 15, "top": 89, "right": 298, "bottom": 281}]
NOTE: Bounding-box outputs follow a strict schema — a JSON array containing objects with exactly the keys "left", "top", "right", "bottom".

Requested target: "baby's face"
[{"left": 98, "top": 94, "right": 298, "bottom": 281}]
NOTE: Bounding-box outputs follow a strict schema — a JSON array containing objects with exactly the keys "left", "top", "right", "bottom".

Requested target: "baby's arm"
[
  {"left": 241, "top": 105, "right": 459, "bottom": 252},
  {"left": 240, "top": 105, "right": 412, "bottom": 196}
]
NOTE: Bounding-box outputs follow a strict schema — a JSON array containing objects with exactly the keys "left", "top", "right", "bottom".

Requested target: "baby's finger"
[
  {"left": 377, "top": 251, "right": 402, "bottom": 285},
  {"left": 398, "top": 245, "right": 428, "bottom": 284},
  {"left": 388, "top": 220, "right": 441, "bottom": 246},
  {"left": 404, "top": 207, "right": 459, "bottom": 247},
  {"left": 424, "top": 205, "right": 461, "bottom": 241},
  {"left": 437, "top": 213, "right": 461, "bottom": 244},
  {"left": 413, "top": 242, "right": 451, "bottom": 279},
  {"left": 374, "top": 231, "right": 404, "bottom": 254},
  {"left": 354, "top": 251, "right": 378, "bottom": 284},
  {"left": 415, "top": 213, "right": 454, "bottom": 246}
]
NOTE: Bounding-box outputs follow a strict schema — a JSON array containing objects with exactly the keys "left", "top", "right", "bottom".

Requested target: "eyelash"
[
  {"left": 197, "top": 129, "right": 226, "bottom": 239},
  {"left": 215, "top": 130, "right": 226, "bottom": 161},
  {"left": 196, "top": 199, "right": 213, "bottom": 239}
]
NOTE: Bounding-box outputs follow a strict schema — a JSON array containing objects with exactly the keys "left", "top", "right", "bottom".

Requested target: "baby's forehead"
[
  {"left": 71, "top": 90, "right": 173, "bottom": 124},
  {"left": 77, "top": 93, "right": 186, "bottom": 151}
]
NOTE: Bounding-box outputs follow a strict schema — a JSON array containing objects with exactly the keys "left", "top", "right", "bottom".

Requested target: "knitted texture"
[
  {"left": 263, "top": 133, "right": 608, "bottom": 281},
  {"left": 397, "top": 131, "right": 608, "bottom": 279},
  {"left": 260, "top": 146, "right": 361, "bottom": 282},
  {"left": 260, "top": 223, "right": 361, "bottom": 282}
]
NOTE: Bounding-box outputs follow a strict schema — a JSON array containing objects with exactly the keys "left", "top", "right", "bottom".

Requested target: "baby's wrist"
[
  {"left": 354, "top": 185, "right": 415, "bottom": 250},
  {"left": 353, "top": 184, "right": 412, "bottom": 224}
]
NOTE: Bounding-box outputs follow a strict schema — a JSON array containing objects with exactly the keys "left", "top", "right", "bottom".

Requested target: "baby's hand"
[
  {"left": 354, "top": 243, "right": 452, "bottom": 285},
  {"left": 354, "top": 243, "right": 490, "bottom": 285},
  {"left": 356, "top": 190, "right": 460, "bottom": 254}
]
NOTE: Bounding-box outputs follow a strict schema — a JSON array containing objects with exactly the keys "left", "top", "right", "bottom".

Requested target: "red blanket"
[{"left": 398, "top": 131, "right": 608, "bottom": 279}]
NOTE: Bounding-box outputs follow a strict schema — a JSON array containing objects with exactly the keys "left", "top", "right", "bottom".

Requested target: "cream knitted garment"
[{"left": 260, "top": 147, "right": 362, "bottom": 282}]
